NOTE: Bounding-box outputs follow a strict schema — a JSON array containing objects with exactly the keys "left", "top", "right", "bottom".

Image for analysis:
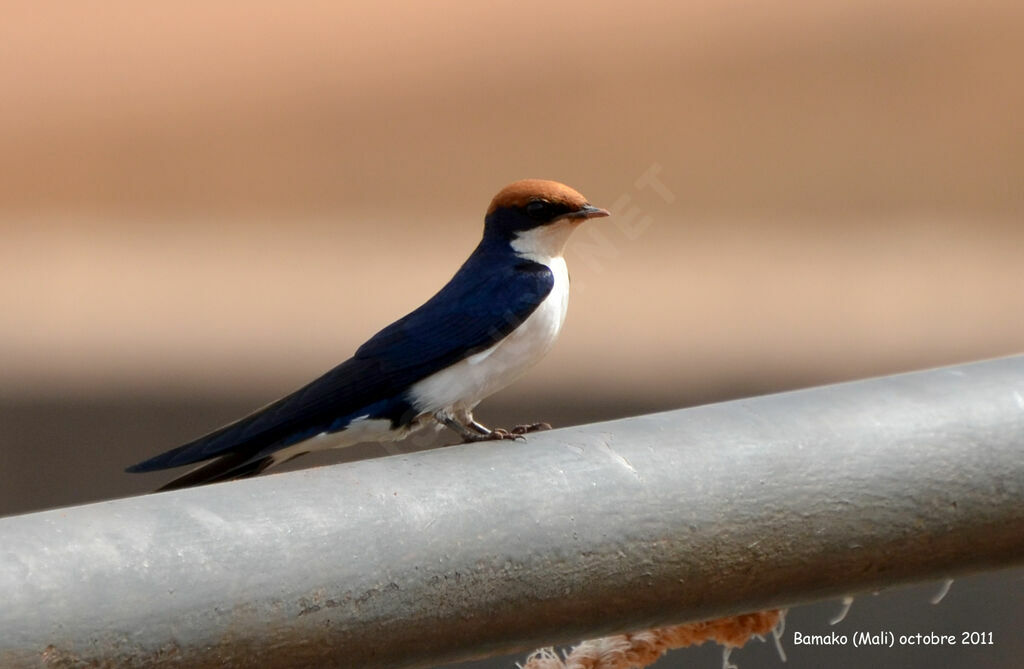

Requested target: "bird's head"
[{"left": 483, "top": 179, "right": 609, "bottom": 258}]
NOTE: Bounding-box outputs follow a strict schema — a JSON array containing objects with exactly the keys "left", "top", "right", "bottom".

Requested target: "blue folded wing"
[
  {"left": 127, "top": 250, "right": 553, "bottom": 472},
  {"left": 356, "top": 253, "right": 554, "bottom": 370}
]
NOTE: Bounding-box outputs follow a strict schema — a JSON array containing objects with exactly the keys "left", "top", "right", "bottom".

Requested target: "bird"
[{"left": 127, "top": 179, "right": 609, "bottom": 490}]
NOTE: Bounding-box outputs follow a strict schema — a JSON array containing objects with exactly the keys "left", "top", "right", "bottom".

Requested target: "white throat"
[{"left": 509, "top": 219, "right": 579, "bottom": 262}]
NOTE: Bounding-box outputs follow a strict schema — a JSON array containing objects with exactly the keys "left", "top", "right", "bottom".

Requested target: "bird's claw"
[
  {"left": 458, "top": 427, "right": 521, "bottom": 443},
  {"left": 510, "top": 422, "right": 552, "bottom": 435},
  {"left": 490, "top": 428, "right": 523, "bottom": 441},
  {"left": 457, "top": 422, "right": 551, "bottom": 443}
]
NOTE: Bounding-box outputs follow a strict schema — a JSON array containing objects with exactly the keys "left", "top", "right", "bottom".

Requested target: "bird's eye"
[{"left": 525, "top": 199, "right": 551, "bottom": 220}]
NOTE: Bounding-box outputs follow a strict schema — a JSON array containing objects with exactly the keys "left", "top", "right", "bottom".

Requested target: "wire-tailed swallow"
[{"left": 127, "top": 179, "right": 609, "bottom": 490}]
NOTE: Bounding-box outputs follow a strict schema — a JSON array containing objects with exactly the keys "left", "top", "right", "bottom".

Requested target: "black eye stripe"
[
  {"left": 525, "top": 200, "right": 549, "bottom": 216},
  {"left": 524, "top": 199, "right": 571, "bottom": 222}
]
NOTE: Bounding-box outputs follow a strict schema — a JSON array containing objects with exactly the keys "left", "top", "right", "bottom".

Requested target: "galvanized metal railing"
[{"left": 1, "top": 357, "right": 1023, "bottom": 668}]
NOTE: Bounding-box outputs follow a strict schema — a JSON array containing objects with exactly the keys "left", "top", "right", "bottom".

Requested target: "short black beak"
[{"left": 567, "top": 204, "right": 611, "bottom": 220}]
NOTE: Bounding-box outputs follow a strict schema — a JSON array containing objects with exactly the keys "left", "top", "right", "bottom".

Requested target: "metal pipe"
[{"left": 1, "top": 357, "right": 1023, "bottom": 668}]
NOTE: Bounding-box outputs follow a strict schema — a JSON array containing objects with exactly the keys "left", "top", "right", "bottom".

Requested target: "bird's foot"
[
  {"left": 469, "top": 423, "right": 552, "bottom": 442},
  {"left": 443, "top": 415, "right": 551, "bottom": 443},
  {"left": 510, "top": 422, "right": 552, "bottom": 435},
  {"left": 489, "top": 428, "right": 525, "bottom": 441},
  {"left": 457, "top": 428, "right": 523, "bottom": 443}
]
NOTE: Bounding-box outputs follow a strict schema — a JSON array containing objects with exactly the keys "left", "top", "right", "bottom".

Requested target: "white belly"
[
  {"left": 268, "top": 413, "right": 428, "bottom": 463},
  {"left": 408, "top": 256, "right": 570, "bottom": 414}
]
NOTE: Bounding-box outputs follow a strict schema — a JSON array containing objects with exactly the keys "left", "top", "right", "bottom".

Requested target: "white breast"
[{"left": 408, "top": 255, "right": 570, "bottom": 414}]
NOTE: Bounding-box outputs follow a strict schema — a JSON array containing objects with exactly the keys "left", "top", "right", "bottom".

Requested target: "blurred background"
[{"left": 1, "top": 1, "right": 1021, "bottom": 667}]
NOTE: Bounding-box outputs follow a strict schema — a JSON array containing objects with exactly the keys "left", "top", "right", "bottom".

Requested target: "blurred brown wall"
[
  {"left": 2, "top": 0, "right": 1022, "bottom": 401},
  {"left": 2, "top": 1, "right": 1023, "bottom": 216}
]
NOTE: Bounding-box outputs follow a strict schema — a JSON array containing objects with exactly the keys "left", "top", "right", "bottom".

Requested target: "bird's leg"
[
  {"left": 471, "top": 420, "right": 527, "bottom": 441},
  {"left": 463, "top": 410, "right": 527, "bottom": 441},
  {"left": 440, "top": 415, "right": 512, "bottom": 442},
  {"left": 439, "top": 412, "right": 521, "bottom": 443}
]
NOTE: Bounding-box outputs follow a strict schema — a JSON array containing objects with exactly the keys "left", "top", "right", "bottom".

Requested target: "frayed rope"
[{"left": 519, "top": 610, "right": 784, "bottom": 669}]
